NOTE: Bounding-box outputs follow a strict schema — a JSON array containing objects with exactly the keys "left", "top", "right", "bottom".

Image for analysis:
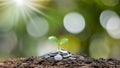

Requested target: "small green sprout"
[{"left": 48, "top": 36, "right": 69, "bottom": 51}]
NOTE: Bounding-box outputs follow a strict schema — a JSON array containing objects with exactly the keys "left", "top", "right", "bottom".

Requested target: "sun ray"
[
  {"left": 0, "top": 0, "right": 12, "bottom": 9},
  {"left": 28, "top": 0, "right": 51, "bottom": 9},
  {"left": 0, "top": 0, "right": 51, "bottom": 25},
  {"left": 27, "top": 4, "right": 48, "bottom": 17}
]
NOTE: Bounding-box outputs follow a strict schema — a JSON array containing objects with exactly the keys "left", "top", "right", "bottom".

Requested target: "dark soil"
[{"left": 0, "top": 50, "right": 120, "bottom": 68}]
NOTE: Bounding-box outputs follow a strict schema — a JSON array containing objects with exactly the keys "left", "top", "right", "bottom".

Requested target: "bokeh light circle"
[
  {"left": 37, "top": 40, "right": 57, "bottom": 56},
  {"left": 27, "top": 17, "right": 49, "bottom": 37},
  {"left": 0, "top": 32, "right": 17, "bottom": 53},
  {"left": 106, "top": 16, "right": 120, "bottom": 31},
  {"left": 100, "top": 10, "right": 120, "bottom": 39},
  {"left": 101, "top": 0, "right": 119, "bottom": 7},
  {"left": 106, "top": 16, "right": 120, "bottom": 39},
  {"left": 89, "top": 35, "right": 110, "bottom": 59},
  {"left": 100, "top": 10, "right": 118, "bottom": 29},
  {"left": 60, "top": 35, "right": 81, "bottom": 54},
  {"left": 63, "top": 12, "right": 85, "bottom": 34}
]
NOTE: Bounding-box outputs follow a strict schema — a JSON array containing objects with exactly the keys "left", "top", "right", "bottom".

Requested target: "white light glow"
[
  {"left": 63, "top": 12, "right": 85, "bottom": 34},
  {"left": 13, "top": 0, "right": 25, "bottom": 7}
]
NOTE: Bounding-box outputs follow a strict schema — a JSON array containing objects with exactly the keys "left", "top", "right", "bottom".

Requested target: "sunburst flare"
[{"left": 0, "top": 0, "right": 50, "bottom": 29}]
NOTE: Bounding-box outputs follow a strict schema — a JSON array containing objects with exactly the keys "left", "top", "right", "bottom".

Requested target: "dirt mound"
[{"left": 0, "top": 50, "right": 120, "bottom": 68}]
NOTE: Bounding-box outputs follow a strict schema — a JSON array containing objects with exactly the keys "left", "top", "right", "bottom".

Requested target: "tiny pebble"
[
  {"left": 48, "top": 57, "right": 54, "bottom": 61},
  {"left": 44, "top": 55, "right": 50, "bottom": 59},
  {"left": 0, "top": 63, "right": 4, "bottom": 66},
  {"left": 61, "top": 53, "right": 68, "bottom": 56},
  {"left": 54, "top": 54, "right": 63, "bottom": 60},
  {"left": 79, "top": 56, "right": 85, "bottom": 60},
  {"left": 69, "top": 57, "right": 76, "bottom": 60},
  {"left": 60, "top": 50, "right": 68, "bottom": 54},
  {"left": 63, "top": 54, "right": 72, "bottom": 58},
  {"left": 49, "top": 53, "right": 56, "bottom": 57},
  {"left": 108, "top": 61, "right": 114, "bottom": 65}
]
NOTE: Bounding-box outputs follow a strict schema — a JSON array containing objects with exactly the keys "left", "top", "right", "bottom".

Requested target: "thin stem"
[{"left": 58, "top": 43, "right": 61, "bottom": 54}]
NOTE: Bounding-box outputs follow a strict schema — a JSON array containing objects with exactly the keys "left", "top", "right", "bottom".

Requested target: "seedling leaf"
[
  {"left": 60, "top": 38, "right": 69, "bottom": 45},
  {"left": 48, "top": 36, "right": 58, "bottom": 42}
]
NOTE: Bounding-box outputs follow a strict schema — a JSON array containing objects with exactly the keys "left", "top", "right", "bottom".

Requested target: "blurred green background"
[{"left": 0, "top": 0, "right": 120, "bottom": 60}]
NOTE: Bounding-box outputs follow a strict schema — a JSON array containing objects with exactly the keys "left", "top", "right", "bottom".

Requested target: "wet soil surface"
[{"left": 0, "top": 50, "right": 120, "bottom": 68}]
